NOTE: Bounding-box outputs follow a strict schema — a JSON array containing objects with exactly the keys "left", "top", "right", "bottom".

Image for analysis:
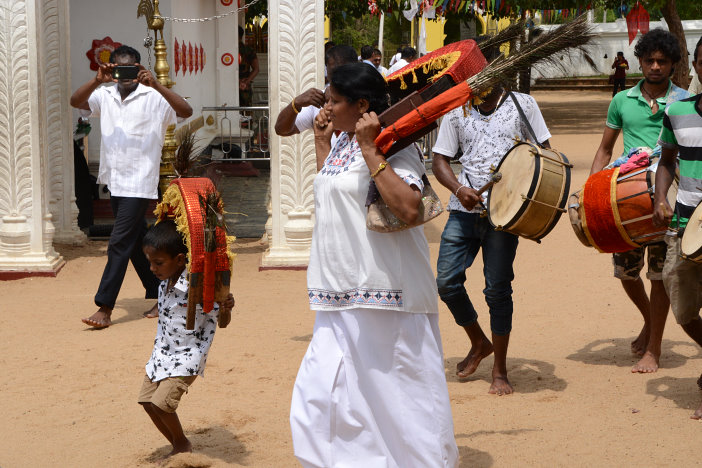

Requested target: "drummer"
[
  {"left": 653, "top": 38, "right": 702, "bottom": 419},
  {"left": 432, "top": 56, "right": 551, "bottom": 395},
  {"left": 590, "top": 29, "right": 690, "bottom": 374}
]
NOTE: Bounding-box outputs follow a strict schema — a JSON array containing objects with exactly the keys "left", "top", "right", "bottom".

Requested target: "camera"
[{"left": 113, "top": 65, "right": 139, "bottom": 80}]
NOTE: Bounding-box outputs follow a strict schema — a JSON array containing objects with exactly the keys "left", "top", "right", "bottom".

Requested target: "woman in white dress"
[{"left": 290, "top": 61, "right": 458, "bottom": 468}]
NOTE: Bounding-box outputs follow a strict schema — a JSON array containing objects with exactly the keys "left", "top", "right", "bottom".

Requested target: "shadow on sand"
[
  {"left": 457, "top": 444, "right": 494, "bottom": 468},
  {"left": 566, "top": 337, "right": 702, "bottom": 369},
  {"left": 145, "top": 425, "right": 251, "bottom": 467},
  {"left": 446, "top": 355, "right": 567, "bottom": 393},
  {"left": 646, "top": 375, "right": 702, "bottom": 412}
]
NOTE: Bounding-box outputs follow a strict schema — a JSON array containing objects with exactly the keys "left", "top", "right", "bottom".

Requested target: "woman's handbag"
[{"left": 366, "top": 174, "right": 444, "bottom": 232}]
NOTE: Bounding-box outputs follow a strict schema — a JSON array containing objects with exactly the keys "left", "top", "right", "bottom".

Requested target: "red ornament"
[
  {"left": 85, "top": 36, "right": 122, "bottom": 71},
  {"left": 188, "top": 43, "right": 194, "bottom": 74},
  {"left": 181, "top": 40, "right": 187, "bottom": 73},
  {"left": 174, "top": 38, "right": 180, "bottom": 75}
]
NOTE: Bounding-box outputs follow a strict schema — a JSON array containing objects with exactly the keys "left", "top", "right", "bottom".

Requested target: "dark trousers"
[
  {"left": 436, "top": 212, "right": 519, "bottom": 336},
  {"left": 94, "top": 196, "right": 160, "bottom": 309},
  {"left": 612, "top": 78, "right": 626, "bottom": 96}
]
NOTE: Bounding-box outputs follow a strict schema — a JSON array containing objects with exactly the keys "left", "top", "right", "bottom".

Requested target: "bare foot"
[
  {"left": 631, "top": 351, "right": 659, "bottom": 373},
  {"left": 157, "top": 440, "right": 193, "bottom": 465},
  {"left": 143, "top": 303, "right": 158, "bottom": 319},
  {"left": 631, "top": 326, "right": 648, "bottom": 356},
  {"left": 690, "top": 402, "right": 702, "bottom": 420},
  {"left": 456, "top": 338, "right": 494, "bottom": 379},
  {"left": 488, "top": 374, "right": 513, "bottom": 396},
  {"left": 82, "top": 306, "right": 112, "bottom": 329}
]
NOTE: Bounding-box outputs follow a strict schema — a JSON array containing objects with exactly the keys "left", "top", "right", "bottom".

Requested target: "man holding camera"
[{"left": 70, "top": 45, "right": 192, "bottom": 329}]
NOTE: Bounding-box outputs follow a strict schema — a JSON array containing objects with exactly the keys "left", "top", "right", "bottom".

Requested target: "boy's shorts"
[
  {"left": 662, "top": 235, "right": 702, "bottom": 325},
  {"left": 138, "top": 374, "right": 197, "bottom": 413},
  {"left": 612, "top": 242, "right": 666, "bottom": 280}
]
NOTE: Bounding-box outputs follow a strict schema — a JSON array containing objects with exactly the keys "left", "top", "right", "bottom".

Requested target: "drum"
[
  {"left": 487, "top": 142, "right": 572, "bottom": 241},
  {"left": 574, "top": 163, "right": 677, "bottom": 253},
  {"left": 681, "top": 201, "right": 702, "bottom": 262},
  {"left": 568, "top": 191, "right": 591, "bottom": 247}
]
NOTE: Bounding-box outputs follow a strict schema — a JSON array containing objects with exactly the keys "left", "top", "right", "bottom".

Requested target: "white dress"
[{"left": 291, "top": 133, "right": 458, "bottom": 468}]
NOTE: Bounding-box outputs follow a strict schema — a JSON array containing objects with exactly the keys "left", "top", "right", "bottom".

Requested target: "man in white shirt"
[
  {"left": 371, "top": 49, "right": 389, "bottom": 77},
  {"left": 432, "top": 84, "right": 551, "bottom": 396},
  {"left": 387, "top": 46, "right": 417, "bottom": 75},
  {"left": 274, "top": 45, "right": 357, "bottom": 137},
  {"left": 70, "top": 45, "right": 193, "bottom": 329},
  {"left": 388, "top": 46, "right": 403, "bottom": 68}
]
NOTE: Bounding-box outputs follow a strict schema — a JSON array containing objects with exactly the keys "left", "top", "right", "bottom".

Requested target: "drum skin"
[
  {"left": 487, "top": 142, "right": 571, "bottom": 241},
  {"left": 681, "top": 201, "right": 702, "bottom": 262}
]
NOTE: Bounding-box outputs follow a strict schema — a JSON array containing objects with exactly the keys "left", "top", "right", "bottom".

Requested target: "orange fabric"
[
  {"left": 375, "top": 81, "right": 474, "bottom": 154},
  {"left": 581, "top": 169, "right": 635, "bottom": 253}
]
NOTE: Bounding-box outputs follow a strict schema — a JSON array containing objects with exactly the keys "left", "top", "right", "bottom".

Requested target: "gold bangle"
[
  {"left": 291, "top": 98, "right": 300, "bottom": 114},
  {"left": 370, "top": 161, "right": 389, "bottom": 178}
]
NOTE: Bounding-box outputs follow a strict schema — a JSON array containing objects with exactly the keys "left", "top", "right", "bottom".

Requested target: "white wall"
[{"left": 531, "top": 18, "right": 702, "bottom": 81}]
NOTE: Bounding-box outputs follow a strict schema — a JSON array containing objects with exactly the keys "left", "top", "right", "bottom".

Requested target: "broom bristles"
[{"left": 468, "top": 14, "right": 596, "bottom": 93}]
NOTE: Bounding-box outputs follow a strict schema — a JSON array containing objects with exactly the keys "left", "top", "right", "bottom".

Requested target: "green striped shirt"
[{"left": 658, "top": 93, "right": 702, "bottom": 229}]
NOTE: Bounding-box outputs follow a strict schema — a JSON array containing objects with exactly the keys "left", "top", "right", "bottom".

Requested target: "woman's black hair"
[
  {"left": 143, "top": 220, "right": 188, "bottom": 258},
  {"left": 109, "top": 45, "right": 141, "bottom": 64},
  {"left": 330, "top": 62, "right": 390, "bottom": 115},
  {"left": 694, "top": 36, "right": 702, "bottom": 62},
  {"left": 634, "top": 28, "right": 681, "bottom": 64}
]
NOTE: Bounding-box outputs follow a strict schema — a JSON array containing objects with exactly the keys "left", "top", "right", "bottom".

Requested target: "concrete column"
[
  {"left": 43, "top": 0, "right": 86, "bottom": 245},
  {"left": 262, "top": 0, "right": 323, "bottom": 267},
  {"left": 0, "top": 0, "right": 65, "bottom": 276}
]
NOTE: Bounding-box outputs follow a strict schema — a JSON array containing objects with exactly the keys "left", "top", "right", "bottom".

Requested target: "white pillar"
[
  {"left": 262, "top": 0, "right": 324, "bottom": 267},
  {"left": 0, "top": 0, "right": 65, "bottom": 275},
  {"left": 44, "top": 0, "right": 86, "bottom": 245}
]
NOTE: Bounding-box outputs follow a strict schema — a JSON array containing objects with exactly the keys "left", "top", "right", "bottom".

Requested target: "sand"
[{"left": 2, "top": 90, "right": 701, "bottom": 468}]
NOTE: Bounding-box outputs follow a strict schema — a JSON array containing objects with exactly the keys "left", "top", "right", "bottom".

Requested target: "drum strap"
[{"left": 506, "top": 90, "right": 542, "bottom": 147}]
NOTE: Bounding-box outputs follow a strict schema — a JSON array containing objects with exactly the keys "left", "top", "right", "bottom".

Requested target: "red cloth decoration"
[
  {"left": 581, "top": 169, "right": 637, "bottom": 253},
  {"left": 375, "top": 81, "right": 475, "bottom": 154},
  {"left": 181, "top": 40, "right": 187, "bottom": 74},
  {"left": 194, "top": 43, "right": 199, "bottom": 74},
  {"left": 626, "top": 2, "right": 650, "bottom": 44},
  {"left": 85, "top": 37, "right": 122, "bottom": 71},
  {"left": 200, "top": 45, "right": 205, "bottom": 71}
]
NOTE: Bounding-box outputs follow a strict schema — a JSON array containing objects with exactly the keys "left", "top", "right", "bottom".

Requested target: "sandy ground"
[{"left": 2, "top": 90, "right": 702, "bottom": 468}]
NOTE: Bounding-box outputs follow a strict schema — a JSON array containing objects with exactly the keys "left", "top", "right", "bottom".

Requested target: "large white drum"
[{"left": 487, "top": 142, "right": 571, "bottom": 242}]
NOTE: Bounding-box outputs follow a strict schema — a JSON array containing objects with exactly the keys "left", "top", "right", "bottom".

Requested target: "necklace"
[{"left": 641, "top": 85, "right": 666, "bottom": 109}]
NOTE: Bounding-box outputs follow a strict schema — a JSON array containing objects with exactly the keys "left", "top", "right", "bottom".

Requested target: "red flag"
[{"left": 188, "top": 42, "right": 194, "bottom": 74}]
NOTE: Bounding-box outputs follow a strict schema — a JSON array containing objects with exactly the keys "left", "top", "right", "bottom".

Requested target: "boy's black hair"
[
  {"left": 238, "top": 25, "right": 245, "bottom": 39},
  {"left": 373, "top": 48, "right": 382, "bottom": 56},
  {"left": 634, "top": 28, "right": 681, "bottom": 64},
  {"left": 143, "top": 220, "right": 188, "bottom": 258},
  {"left": 401, "top": 46, "right": 417, "bottom": 60},
  {"left": 360, "top": 45, "right": 374, "bottom": 60},
  {"left": 330, "top": 62, "right": 389, "bottom": 115},
  {"left": 694, "top": 36, "right": 702, "bottom": 62},
  {"left": 110, "top": 45, "right": 141, "bottom": 64},
  {"left": 325, "top": 45, "right": 357, "bottom": 67}
]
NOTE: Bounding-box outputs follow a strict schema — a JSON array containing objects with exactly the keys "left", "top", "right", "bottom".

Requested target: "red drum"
[{"left": 577, "top": 165, "right": 673, "bottom": 253}]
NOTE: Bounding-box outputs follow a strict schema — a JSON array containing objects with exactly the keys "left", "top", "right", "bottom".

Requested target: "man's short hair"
[
  {"left": 401, "top": 47, "right": 417, "bottom": 60},
  {"left": 110, "top": 45, "right": 141, "bottom": 64},
  {"left": 360, "top": 45, "right": 374, "bottom": 60},
  {"left": 373, "top": 48, "right": 382, "bottom": 57},
  {"left": 325, "top": 45, "right": 358, "bottom": 66},
  {"left": 617, "top": 51, "right": 624, "bottom": 56},
  {"left": 143, "top": 220, "right": 188, "bottom": 258},
  {"left": 634, "top": 28, "right": 681, "bottom": 63}
]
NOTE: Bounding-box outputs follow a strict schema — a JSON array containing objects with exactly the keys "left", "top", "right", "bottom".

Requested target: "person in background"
[
  {"left": 238, "top": 25, "right": 259, "bottom": 107},
  {"left": 689, "top": 37, "right": 702, "bottom": 95},
  {"left": 612, "top": 51, "right": 630, "bottom": 96},
  {"left": 70, "top": 44, "right": 193, "bottom": 329},
  {"left": 371, "top": 48, "right": 389, "bottom": 77},
  {"left": 387, "top": 46, "right": 417, "bottom": 75}
]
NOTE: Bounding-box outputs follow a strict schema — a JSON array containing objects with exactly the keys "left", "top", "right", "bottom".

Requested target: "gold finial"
[{"left": 137, "top": 0, "right": 172, "bottom": 88}]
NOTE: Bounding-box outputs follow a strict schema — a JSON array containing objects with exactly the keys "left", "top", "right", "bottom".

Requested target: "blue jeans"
[{"left": 436, "top": 211, "right": 519, "bottom": 335}]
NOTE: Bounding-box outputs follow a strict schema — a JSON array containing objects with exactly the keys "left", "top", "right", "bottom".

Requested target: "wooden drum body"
[
  {"left": 577, "top": 165, "right": 675, "bottom": 253},
  {"left": 681, "top": 201, "right": 702, "bottom": 262},
  {"left": 487, "top": 142, "right": 571, "bottom": 241}
]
